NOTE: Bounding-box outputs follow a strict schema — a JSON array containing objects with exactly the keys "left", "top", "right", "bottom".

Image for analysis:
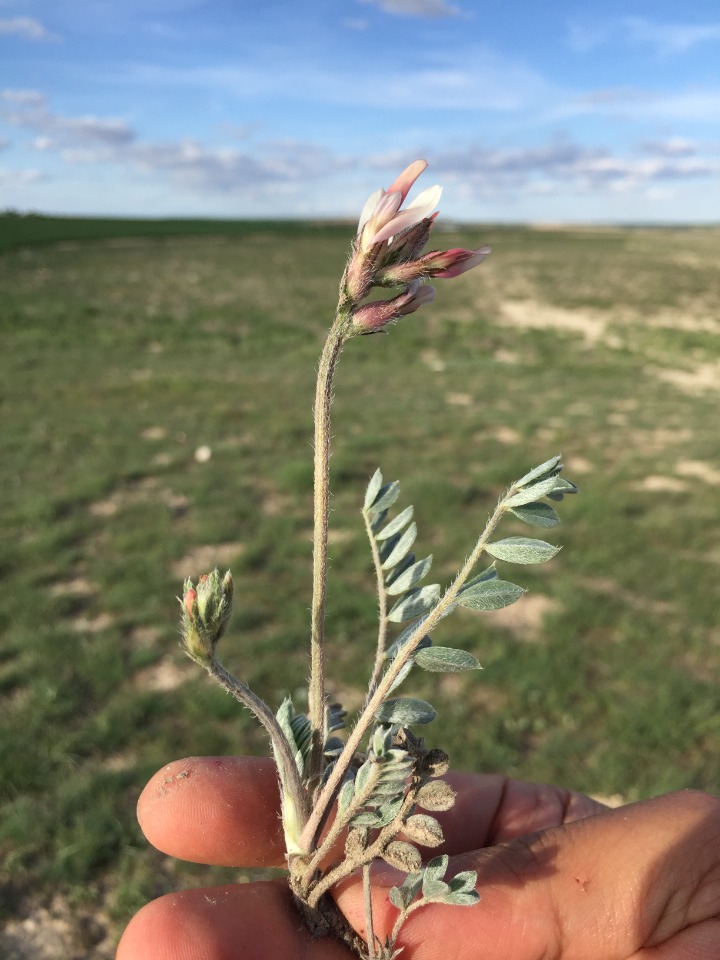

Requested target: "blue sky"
[{"left": 1, "top": 0, "right": 719, "bottom": 222}]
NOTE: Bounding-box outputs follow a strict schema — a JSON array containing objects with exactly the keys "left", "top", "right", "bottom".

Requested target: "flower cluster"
[
  {"left": 345, "top": 160, "right": 490, "bottom": 335},
  {"left": 180, "top": 568, "right": 233, "bottom": 664}
]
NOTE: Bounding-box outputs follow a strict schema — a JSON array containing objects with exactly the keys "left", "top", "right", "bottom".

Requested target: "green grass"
[{"left": 1, "top": 217, "right": 719, "bottom": 953}]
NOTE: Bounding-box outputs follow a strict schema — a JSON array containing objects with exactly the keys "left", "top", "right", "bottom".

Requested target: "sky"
[{"left": 1, "top": 0, "right": 719, "bottom": 223}]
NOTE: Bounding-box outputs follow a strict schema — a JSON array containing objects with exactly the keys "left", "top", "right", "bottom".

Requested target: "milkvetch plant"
[{"left": 178, "top": 160, "right": 577, "bottom": 959}]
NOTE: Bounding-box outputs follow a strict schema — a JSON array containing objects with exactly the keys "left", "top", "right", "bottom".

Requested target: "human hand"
[{"left": 117, "top": 756, "right": 720, "bottom": 959}]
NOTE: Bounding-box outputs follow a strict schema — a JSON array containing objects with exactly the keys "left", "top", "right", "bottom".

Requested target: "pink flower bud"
[
  {"left": 179, "top": 569, "right": 233, "bottom": 664},
  {"left": 423, "top": 246, "right": 491, "bottom": 279},
  {"left": 350, "top": 281, "right": 436, "bottom": 335},
  {"left": 378, "top": 245, "right": 491, "bottom": 285},
  {"left": 183, "top": 587, "right": 198, "bottom": 618}
]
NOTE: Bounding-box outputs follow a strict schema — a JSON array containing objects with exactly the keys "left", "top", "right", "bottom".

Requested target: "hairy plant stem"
[
  {"left": 306, "top": 782, "right": 418, "bottom": 906},
  {"left": 308, "top": 311, "right": 351, "bottom": 787},
  {"left": 299, "top": 495, "right": 509, "bottom": 855},
  {"left": 301, "top": 758, "right": 386, "bottom": 881},
  {"left": 205, "top": 659, "right": 310, "bottom": 835},
  {"left": 390, "top": 898, "right": 425, "bottom": 944},
  {"left": 363, "top": 864, "right": 377, "bottom": 960}
]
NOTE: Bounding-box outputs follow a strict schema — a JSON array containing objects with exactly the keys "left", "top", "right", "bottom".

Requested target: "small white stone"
[{"left": 194, "top": 445, "right": 212, "bottom": 463}]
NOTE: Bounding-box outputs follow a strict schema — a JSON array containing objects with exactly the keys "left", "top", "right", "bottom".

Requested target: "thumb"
[{"left": 334, "top": 790, "right": 720, "bottom": 960}]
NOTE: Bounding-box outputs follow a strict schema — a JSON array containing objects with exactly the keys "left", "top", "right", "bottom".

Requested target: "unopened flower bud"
[
  {"left": 378, "top": 245, "right": 491, "bottom": 286},
  {"left": 380, "top": 216, "right": 436, "bottom": 271},
  {"left": 180, "top": 568, "right": 233, "bottom": 664},
  {"left": 350, "top": 281, "right": 436, "bottom": 335}
]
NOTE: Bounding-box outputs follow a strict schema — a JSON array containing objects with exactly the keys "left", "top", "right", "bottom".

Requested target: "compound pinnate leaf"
[
  {"left": 376, "top": 505, "right": 414, "bottom": 541},
  {"left": 547, "top": 477, "right": 579, "bottom": 500},
  {"left": 485, "top": 536, "right": 560, "bottom": 564},
  {"left": 386, "top": 658, "right": 415, "bottom": 694},
  {"left": 382, "top": 841, "right": 422, "bottom": 873},
  {"left": 388, "top": 886, "right": 406, "bottom": 911},
  {"left": 364, "top": 468, "right": 384, "bottom": 511},
  {"left": 385, "top": 622, "right": 432, "bottom": 662},
  {"left": 403, "top": 814, "right": 444, "bottom": 847},
  {"left": 385, "top": 555, "right": 433, "bottom": 596},
  {"left": 325, "top": 702, "right": 346, "bottom": 734},
  {"left": 388, "top": 584, "right": 440, "bottom": 623},
  {"left": 504, "top": 475, "right": 563, "bottom": 507},
  {"left": 375, "top": 697, "right": 437, "bottom": 725},
  {"left": 369, "top": 480, "right": 401, "bottom": 515},
  {"left": 462, "top": 564, "right": 498, "bottom": 589},
  {"left": 355, "top": 794, "right": 404, "bottom": 827},
  {"left": 415, "top": 779, "right": 456, "bottom": 812},
  {"left": 425, "top": 855, "right": 449, "bottom": 879},
  {"left": 513, "top": 455, "right": 562, "bottom": 489},
  {"left": 443, "top": 890, "right": 480, "bottom": 906},
  {"left": 274, "top": 697, "right": 311, "bottom": 775},
  {"left": 422, "top": 877, "right": 450, "bottom": 900},
  {"left": 414, "top": 646, "right": 481, "bottom": 673},
  {"left": 457, "top": 578, "right": 525, "bottom": 610},
  {"left": 389, "top": 871, "right": 423, "bottom": 910},
  {"left": 370, "top": 508, "right": 389, "bottom": 532},
  {"left": 381, "top": 522, "right": 418, "bottom": 570},
  {"left": 337, "top": 778, "right": 356, "bottom": 816},
  {"left": 509, "top": 501, "right": 561, "bottom": 528},
  {"left": 449, "top": 870, "right": 479, "bottom": 893},
  {"left": 368, "top": 796, "right": 406, "bottom": 827}
]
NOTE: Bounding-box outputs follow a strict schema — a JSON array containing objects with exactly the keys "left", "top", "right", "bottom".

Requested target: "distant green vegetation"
[
  {"left": 0, "top": 210, "right": 351, "bottom": 254},
  {"left": 1, "top": 218, "right": 719, "bottom": 955}
]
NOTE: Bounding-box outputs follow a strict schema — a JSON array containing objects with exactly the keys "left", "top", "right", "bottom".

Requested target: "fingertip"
[
  {"left": 116, "top": 892, "right": 182, "bottom": 960},
  {"left": 116, "top": 885, "right": 264, "bottom": 960},
  {"left": 117, "top": 883, "right": 353, "bottom": 960},
  {"left": 137, "top": 756, "right": 285, "bottom": 867}
]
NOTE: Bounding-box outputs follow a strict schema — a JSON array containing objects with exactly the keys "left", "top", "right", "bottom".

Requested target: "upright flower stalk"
[
  {"left": 306, "top": 161, "right": 490, "bottom": 780},
  {"left": 307, "top": 314, "right": 351, "bottom": 784}
]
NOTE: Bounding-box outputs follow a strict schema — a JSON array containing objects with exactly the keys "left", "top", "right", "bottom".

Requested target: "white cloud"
[
  {"left": 567, "top": 16, "right": 720, "bottom": 57},
  {"left": 623, "top": 17, "right": 720, "bottom": 55},
  {"left": 639, "top": 137, "right": 698, "bottom": 158},
  {"left": 424, "top": 140, "right": 720, "bottom": 198},
  {"left": 0, "top": 167, "right": 45, "bottom": 186},
  {"left": 1, "top": 89, "right": 46, "bottom": 105},
  {"left": 3, "top": 91, "right": 716, "bottom": 212},
  {"left": 0, "top": 16, "right": 59, "bottom": 41},
  {"left": 125, "top": 138, "right": 352, "bottom": 194},
  {"left": 1, "top": 90, "right": 135, "bottom": 145},
  {"left": 0, "top": 90, "right": 353, "bottom": 195},
  {"left": 359, "top": 0, "right": 459, "bottom": 17},
  {"left": 565, "top": 86, "right": 720, "bottom": 124}
]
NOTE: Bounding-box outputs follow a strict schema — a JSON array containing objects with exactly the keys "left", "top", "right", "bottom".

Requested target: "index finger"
[
  {"left": 137, "top": 756, "right": 605, "bottom": 867},
  {"left": 138, "top": 756, "right": 286, "bottom": 867}
]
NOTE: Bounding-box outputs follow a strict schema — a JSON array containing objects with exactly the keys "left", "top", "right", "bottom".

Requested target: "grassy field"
[{"left": 1, "top": 215, "right": 719, "bottom": 956}]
